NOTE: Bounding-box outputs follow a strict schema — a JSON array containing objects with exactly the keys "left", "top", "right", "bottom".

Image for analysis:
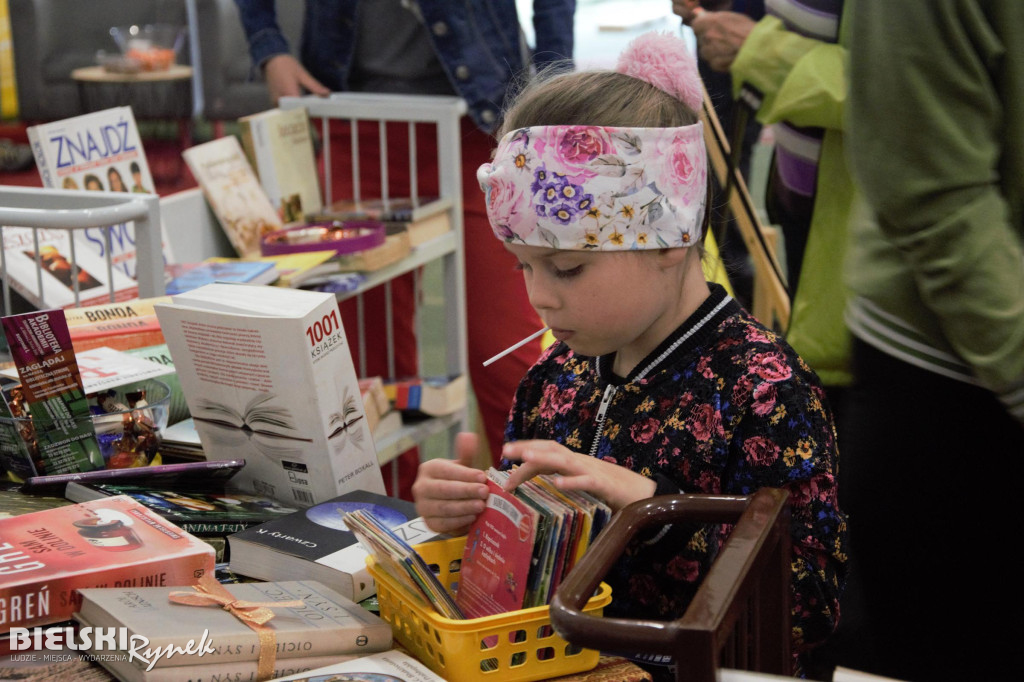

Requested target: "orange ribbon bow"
[{"left": 169, "top": 574, "right": 305, "bottom": 680}]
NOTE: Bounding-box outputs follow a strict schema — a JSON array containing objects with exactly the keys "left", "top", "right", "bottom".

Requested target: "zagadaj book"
[
  {"left": 26, "top": 105, "right": 175, "bottom": 279},
  {"left": 0, "top": 495, "right": 215, "bottom": 631},
  {"left": 75, "top": 579, "right": 391, "bottom": 669},
  {"left": 154, "top": 282, "right": 385, "bottom": 507},
  {"left": 228, "top": 489, "right": 440, "bottom": 602}
]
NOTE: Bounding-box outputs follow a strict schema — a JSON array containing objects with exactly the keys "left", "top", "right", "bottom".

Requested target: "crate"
[{"left": 367, "top": 536, "right": 613, "bottom": 682}]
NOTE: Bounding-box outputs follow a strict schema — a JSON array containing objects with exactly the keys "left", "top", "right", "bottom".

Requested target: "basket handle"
[{"left": 549, "top": 490, "right": 788, "bottom": 656}]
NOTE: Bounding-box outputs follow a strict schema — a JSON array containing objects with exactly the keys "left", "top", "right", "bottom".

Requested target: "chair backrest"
[
  {"left": 550, "top": 489, "right": 792, "bottom": 682},
  {"left": 9, "top": 0, "right": 189, "bottom": 122},
  {"left": 188, "top": 0, "right": 304, "bottom": 122}
]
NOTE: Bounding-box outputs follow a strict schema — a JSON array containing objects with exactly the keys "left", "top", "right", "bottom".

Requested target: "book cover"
[
  {"left": 228, "top": 489, "right": 440, "bottom": 602},
  {"left": 181, "top": 136, "right": 283, "bottom": 258},
  {"left": 71, "top": 345, "right": 177, "bottom": 398},
  {"left": 121, "top": 343, "right": 190, "bottom": 425},
  {"left": 274, "top": 648, "right": 448, "bottom": 682},
  {"left": 72, "top": 614, "right": 356, "bottom": 682},
  {"left": 154, "top": 283, "right": 385, "bottom": 506},
  {"left": 65, "top": 481, "right": 300, "bottom": 536},
  {"left": 204, "top": 251, "right": 337, "bottom": 289},
  {"left": 164, "top": 260, "right": 279, "bottom": 295},
  {"left": 63, "top": 296, "right": 171, "bottom": 352},
  {"left": 239, "top": 107, "right": 323, "bottom": 223},
  {"left": 19, "top": 458, "right": 245, "bottom": 496},
  {"left": 385, "top": 212, "right": 452, "bottom": 248},
  {"left": 0, "top": 494, "right": 215, "bottom": 630},
  {"left": 455, "top": 479, "right": 537, "bottom": 618},
  {"left": 0, "top": 227, "right": 139, "bottom": 310},
  {"left": 26, "top": 106, "right": 174, "bottom": 278},
  {"left": 75, "top": 579, "right": 390, "bottom": 669},
  {"left": 383, "top": 374, "right": 468, "bottom": 418}
]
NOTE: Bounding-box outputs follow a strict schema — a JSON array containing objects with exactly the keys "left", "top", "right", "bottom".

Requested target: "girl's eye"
[
  {"left": 514, "top": 262, "right": 530, "bottom": 272},
  {"left": 553, "top": 265, "right": 583, "bottom": 279}
]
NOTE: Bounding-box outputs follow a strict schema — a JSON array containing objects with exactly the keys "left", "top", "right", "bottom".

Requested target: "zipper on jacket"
[{"left": 588, "top": 384, "right": 617, "bottom": 458}]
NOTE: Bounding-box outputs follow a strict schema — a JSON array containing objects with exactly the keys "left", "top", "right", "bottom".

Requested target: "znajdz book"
[
  {"left": 181, "top": 135, "right": 283, "bottom": 258},
  {"left": 0, "top": 227, "right": 138, "bottom": 310},
  {"left": 239, "top": 106, "right": 323, "bottom": 223},
  {"left": 64, "top": 481, "right": 300, "bottom": 537},
  {"left": 26, "top": 106, "right": 174, "bottom": 279},
  {"left": 0, "top": 495, "right": 215, "bottom": 630},
  {"left": 154, "top": 282, "right": 385, "bottom": 506},
  {"left": 228, "top": 489, "right": 440, "bottom": 602},
  {"left": 74, "top": 579, "right": 391, "bottom": 670}
]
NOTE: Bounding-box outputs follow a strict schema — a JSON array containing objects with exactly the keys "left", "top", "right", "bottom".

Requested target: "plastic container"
[
  {"left": 367, "top": 536, "right": 613, "bottom": 682},
  {"left": 108, "top": 24, "right": 185, "bottom": 71}
]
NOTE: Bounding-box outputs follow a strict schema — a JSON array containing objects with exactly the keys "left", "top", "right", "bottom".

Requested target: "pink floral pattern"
[{"left": 478, "top": 124, "right": 707, "bottom": 251}]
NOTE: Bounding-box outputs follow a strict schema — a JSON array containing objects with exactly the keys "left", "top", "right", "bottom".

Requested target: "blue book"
[{"left": 165, "top": 260, "right": 279, "bottom": 295}]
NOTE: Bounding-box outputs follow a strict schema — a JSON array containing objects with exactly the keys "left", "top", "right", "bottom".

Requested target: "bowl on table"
[{"left": 108, "top": 23, "right": 185, "bottom": 71}]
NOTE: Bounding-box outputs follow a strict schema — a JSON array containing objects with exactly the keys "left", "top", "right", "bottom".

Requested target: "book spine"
[{"left": 26, "top": 125, "right": 53, "bottom": 188}]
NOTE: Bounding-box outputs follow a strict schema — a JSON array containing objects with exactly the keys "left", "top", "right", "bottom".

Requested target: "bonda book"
[{"left": 155, "top": 282, "right": 385, "bottom": 507}]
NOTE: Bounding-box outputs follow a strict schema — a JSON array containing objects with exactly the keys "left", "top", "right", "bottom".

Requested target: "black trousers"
[{"left": 834, "top": 339, "right": 1023, "bottom": 682}]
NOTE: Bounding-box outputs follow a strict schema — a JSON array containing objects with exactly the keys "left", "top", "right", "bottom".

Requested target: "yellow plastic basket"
[{"left": 367, "top": 536, "right": 613, "bottom": 682}]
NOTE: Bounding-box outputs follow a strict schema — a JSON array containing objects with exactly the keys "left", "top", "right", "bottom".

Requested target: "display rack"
[
  {"left": 0, "top": 185, "right": 165, "bottom": 316},
  {"left": 278, "top": 93, "right": 471, "bottom": 471}
]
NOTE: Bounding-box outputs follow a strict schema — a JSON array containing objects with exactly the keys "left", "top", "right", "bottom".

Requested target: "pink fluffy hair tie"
[{"left": 615, "top": 31, "right": 703, "bottom": 113}]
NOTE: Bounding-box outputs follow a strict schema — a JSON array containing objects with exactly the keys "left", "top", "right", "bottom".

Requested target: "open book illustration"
[
  {"left": 192, "top": 393, "right": 312, "bottom": 442},
  {"left": 327, "top": 389, "right": 365, "bottom": 445}
]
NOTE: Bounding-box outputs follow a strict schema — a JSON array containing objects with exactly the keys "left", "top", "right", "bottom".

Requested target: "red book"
[{"left": 0, "top": 495, "right": 216, "bottom": 631}]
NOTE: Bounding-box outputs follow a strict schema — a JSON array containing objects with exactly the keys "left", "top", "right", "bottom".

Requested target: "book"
[
  {"left": 455, "top": 479, "right": 537, "bottom": 618},
  {"left": 65, "top": 481, "right": 300, "bottom": 536},
  {"left": 228, "top": 489, "right": 441, "bottom": 602},
  {"left": 0, "top": 494, "right": 215, "bottom": 631},
  {"left": 62, "top": 296, "right": 172, "bottom": 352},
  {"left": 74, "top": 579, "right": 390, "bottom": 669},
  {"left": 164, "top": 259, "right": 279, "bottom": 295},
  {"left": 72, "top": 616, "right": 356, "bottom": 682},
  {"left": 154, "top": 282, "right": 385, "bottom": 506},
  {"left": 314, "top": 195, "right": 452, "bottom": 224},
  {"left": 26, "top": 105, "right": 174, "bottom": 279},
  {"left": 239, "top": 107, "right": 323, "bottom": 223},
  {"left": 181, "top": 135, "right": 283, "bottom": 258},
  {"left": 158, "top": 417, "right": 204, "bottom": 461},
  {"left": 205, "top": 251, "right": 338, "bottom": 289},
  {"left": 393, "top": 211, "right": 453, "bottom": 248},
  {"left": 19, "top": 458, "right": 246, "bottom": 496},
  {"left": 305, "top": 226, "right": 412, "bottom": 276},
  {"left": 72, "top": 345, "right": 177, "bottom": 398},
  {"left": 383, "top": 374, "right": 468, "bottom": 418},
  {"left": 0, "top": 226, "right": 139, "bottom": 310},
  {"left": 274, "top": 648, "right": 447, "bottom": 682}
]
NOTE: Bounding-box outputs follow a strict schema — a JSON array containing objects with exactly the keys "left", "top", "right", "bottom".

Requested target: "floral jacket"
[{"left": 505, "top": 284, "right": 848, "bottom": 668}]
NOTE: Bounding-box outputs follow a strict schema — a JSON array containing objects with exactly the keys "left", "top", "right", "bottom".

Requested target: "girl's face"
[{"left": 507, "top": 243, "right": 709, "bottom": 375}]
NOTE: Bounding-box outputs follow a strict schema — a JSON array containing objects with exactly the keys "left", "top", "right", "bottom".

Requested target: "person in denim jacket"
[{"left": 234, "top": 1, "right": 576, "bottom": 495}]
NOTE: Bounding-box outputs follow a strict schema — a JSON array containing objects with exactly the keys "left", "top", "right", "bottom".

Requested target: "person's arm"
[
  {"left": 530, "top": 0, "right": 575, "bottom": 70},
  {"left": 847, "top": 1, "right": 1024, "bottom": 421},
  {"left": 727, "top": 14, "right": 846, "bottom": 131}
]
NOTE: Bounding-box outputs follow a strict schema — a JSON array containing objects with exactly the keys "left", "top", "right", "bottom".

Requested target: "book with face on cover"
[
  {"left": 0, "top": 495, "right": 215, "bottom": 631},
  {"left": 25, "top": 106, "right": 175, "bottom": 278},
  {"left": 154, "top": 282, "right": 385, "bottom": 507},
  {"left": 227, "top": 489, "right": 441, "bottom": 602},
  {"left": 73, "top": 579, "right": 391, "bottom": 670},
  {"left": 181, "top": 136, "right": 283, "bottom": 258}
]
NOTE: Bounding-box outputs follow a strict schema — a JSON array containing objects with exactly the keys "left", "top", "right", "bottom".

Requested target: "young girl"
[{"left": 412, "top": 32, "right": 847, "bottom": 677}]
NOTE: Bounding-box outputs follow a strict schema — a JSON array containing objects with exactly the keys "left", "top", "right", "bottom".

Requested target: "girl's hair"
[
  {"left": 498, "top": 66, "right": 699, "bottom": 137},
  {"left": 498, "top": 64, "right": 712, "bottom": 246}
]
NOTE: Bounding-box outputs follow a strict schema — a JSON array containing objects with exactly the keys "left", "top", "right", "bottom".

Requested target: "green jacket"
[
  {"left": 845, "top": 1, "right": 1024, "bottom": 425},
  {"left": 731, "top": 15, "right": 853, "bottom": 388}
]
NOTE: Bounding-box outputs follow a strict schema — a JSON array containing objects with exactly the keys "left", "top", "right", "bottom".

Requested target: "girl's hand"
[
  {"left": 500, "top": 440, "right": 657, "bottom": 512},
  {"left": 690, "top": 11, "right": 757, "bottom": 72},
  {"left": 412, "top": 432, "right": 490, "bottom": 535},
  {"left": 263, "top": 54, "right": 330, "bottom": 104}
]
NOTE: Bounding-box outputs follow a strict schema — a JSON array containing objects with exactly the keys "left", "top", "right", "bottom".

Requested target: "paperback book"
[
  {"left": 26, "top": 105, "right": 174, "bottom": 279},
  {"left": 239, "top": 106, "right": 323, "bottom": 223},
  {"left": 62, "top": 296, "right": 171, "bottom": 352},
  {"left": 204, "top": 250, "right": 338, "bottom": 288},
  {"left": 227, "top": 489, "right": 440, "bottom": 602},
  {"left": 383, "top": 374, "right": 468, "bottom": 418},
  {"left": 19, "top": 458, "right": 246, "bottom": 496},
  {"left": 164, "top": 259, "right": 279, "bottom": 295},
  {"left": 155, "top": 282, "right": 385, "bottom": 506},
  {"left": 181, "top": 135, "right": 283, "bottom": 258},
  {"left": 0, "top": 495, "right": 215, "bottom": 630},
  {"left": 74, "top": 579, "right": 391, "bottom": 669}
]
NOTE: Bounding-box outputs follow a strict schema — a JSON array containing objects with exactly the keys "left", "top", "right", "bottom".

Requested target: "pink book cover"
[{"left": 455, "top": 479, "right": 537, "bottom": 618}]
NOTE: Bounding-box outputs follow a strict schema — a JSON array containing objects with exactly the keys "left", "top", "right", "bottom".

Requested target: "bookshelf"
[{"left": 277, "top": 93, "right": 471, "bottom": 472}]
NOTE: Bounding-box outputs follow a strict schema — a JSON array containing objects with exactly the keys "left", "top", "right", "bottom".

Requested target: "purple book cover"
[{"left": 20, "top": 458, "right": 247, "bottom": 495}]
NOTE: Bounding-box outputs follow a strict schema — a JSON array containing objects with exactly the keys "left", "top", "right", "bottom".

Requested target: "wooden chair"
[{"left": 550, "top": 489, "right": 792, "bottom": 682}]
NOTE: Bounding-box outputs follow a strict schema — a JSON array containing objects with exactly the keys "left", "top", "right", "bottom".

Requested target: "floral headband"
[{"left": 477, "top": 32, "right": 707, "bottom": 251}]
